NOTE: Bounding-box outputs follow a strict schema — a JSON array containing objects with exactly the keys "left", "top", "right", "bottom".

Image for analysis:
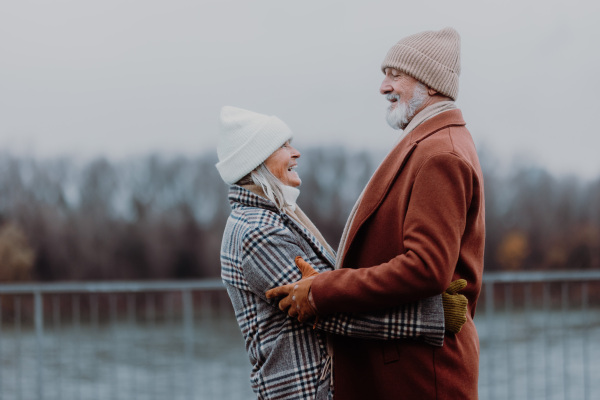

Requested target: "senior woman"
[{"left": 217, "top": 106, "right": 465, "bottom": 400}]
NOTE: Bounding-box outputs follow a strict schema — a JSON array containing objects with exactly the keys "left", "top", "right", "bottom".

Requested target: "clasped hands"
[{"left": 266, "top": 256, "right": 469, "bottom": 334}]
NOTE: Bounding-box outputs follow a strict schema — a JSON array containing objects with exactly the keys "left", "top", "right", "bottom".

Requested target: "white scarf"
[
  {"left": 281, "top": 185, "right": 300, "bottom": 212},
  {"left": 393, "top": 101, "right": 457, "bottom": 145},
  {"left": 242, "top": 183, "right": 299, "bottom": 211},
  {"left": 402, "top": 101, "right": 456, "bottom": 136}
]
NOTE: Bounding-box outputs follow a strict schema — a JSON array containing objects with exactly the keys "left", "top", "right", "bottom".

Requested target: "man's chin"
[{"left": 386, "top": 113, "right": 406, "bottom": 130}]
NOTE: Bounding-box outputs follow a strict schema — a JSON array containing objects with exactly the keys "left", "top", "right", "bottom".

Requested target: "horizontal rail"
[
  {"left": 0, "top": 272, "right": 599, "bottom": 399},
  {"left": 482, "top": 270, "right": 600, "bottom": 283},
  {"left": 0, "top": 279, "right": 224, "bottom": 294},
  {"left": 1, "top": 270, "right": 600, "bottom": 295}
]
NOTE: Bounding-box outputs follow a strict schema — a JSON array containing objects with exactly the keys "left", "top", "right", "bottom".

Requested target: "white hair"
[
  {"left": 236, "top": 163, "right": 288, "bottom": 211},
  {"left": 386, "top": 82, "right": 429, "bottom": 130}
]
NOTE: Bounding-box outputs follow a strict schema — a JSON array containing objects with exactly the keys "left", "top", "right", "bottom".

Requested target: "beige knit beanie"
[
  {"left": 381, "top": 27, "right": 461, "bottom": 100},
  {"left": 216, "top": 106, "right": 293, "bottom": 185}
]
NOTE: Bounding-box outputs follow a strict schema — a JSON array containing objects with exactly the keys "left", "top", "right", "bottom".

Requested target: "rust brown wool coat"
[{"left": 311, "top": 109, "right": 485, "bottom": 400}]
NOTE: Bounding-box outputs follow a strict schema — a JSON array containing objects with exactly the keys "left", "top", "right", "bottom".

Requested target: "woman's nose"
[{"left": 290, "top": 145, "right": 300, "bottom": 158}]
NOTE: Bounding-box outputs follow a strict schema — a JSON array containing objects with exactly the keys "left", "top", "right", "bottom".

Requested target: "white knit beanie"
[
  {"left": 216, "top": 106, "right": 293, "bottom": 185},
  {"left": 381, "top": 27, "right": 461, "bottom": 100}
]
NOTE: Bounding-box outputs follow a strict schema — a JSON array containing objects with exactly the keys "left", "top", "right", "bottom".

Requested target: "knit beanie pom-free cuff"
[
  {"left": 381, "top": 27, "right": 461, "bottom": 101},
  {"left": 216, "top": 106, "right": 293, "bottom": 185}
]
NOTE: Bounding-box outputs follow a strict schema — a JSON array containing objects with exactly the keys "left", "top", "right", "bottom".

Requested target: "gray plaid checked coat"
[{"left": 220, "top": 186, "right": 445, "bottom": 400}]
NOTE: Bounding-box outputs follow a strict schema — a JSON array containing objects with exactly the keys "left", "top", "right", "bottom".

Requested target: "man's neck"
[
  {"left": 403, "top": 100, "right": 457, "bottom": 136},
  {"left": 415, "top": 94, "right": 452, "bottom": 116}
]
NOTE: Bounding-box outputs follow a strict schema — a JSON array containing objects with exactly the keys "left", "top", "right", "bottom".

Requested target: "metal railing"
[
  {"left": 477, "top": 270, "right": 600, "bottom": 400},
  {"left": 0, "top": 279, "right": 254, "bottom": 400},
  {"left": 0, "top": 271, "right": 599, "bottom": 400}
]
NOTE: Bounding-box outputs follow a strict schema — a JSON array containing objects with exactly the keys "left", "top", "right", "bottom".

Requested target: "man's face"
[{"left": 380, "top": 68, "right": 428, "bottom": 130}]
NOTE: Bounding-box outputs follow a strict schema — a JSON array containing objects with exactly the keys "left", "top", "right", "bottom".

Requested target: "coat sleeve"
[
  {"left": 312, "top": 152, "right": 474, "bottom": 314},
  {"left": 241, "top": 220, "right": 445, "bottom": 345},
  {"left": 240, "top": 224, "right": 305, "bottom": 304},
  {"left": 316, "top": 295, "right": 445, "bottom": 346}
]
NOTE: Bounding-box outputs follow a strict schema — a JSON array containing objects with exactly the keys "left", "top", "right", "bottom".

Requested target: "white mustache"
[{"left": 386, "top": 94, "right": 400, "bottom": 102}]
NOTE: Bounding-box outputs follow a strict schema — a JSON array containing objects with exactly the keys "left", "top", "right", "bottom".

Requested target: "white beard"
[{"left": 385, "top": 83, "right": 428, "bottom": 130}]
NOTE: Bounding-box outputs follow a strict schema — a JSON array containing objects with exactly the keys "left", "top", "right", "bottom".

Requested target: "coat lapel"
[
  {"left": 340, "top": 109, "right": 466, "bottom": 267},
  {"left": 283, "top": 213, "right": 337, "bottom": 268},
  {"left": 339, "top": 140, "right": 417, "bottom": 266},
  {"left": 230, "top": 185, "right": 337, "bottom": 268}
]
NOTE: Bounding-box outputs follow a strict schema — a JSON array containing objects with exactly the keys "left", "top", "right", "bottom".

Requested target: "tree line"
[{"left": 0, "top": 147, "right": 599, "bottom": 283}]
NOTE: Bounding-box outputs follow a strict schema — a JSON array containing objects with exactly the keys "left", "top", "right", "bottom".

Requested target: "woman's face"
[{"left": 264, "top": 141, "right": 301, "bottom": 187}]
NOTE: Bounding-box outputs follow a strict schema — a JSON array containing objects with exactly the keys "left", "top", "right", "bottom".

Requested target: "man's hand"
[
  {"left": 266, "top": 256, "right": 319, "bottom": 323},
  {"left": 442, "top": 279, "right": 468, "bottom": 334}
]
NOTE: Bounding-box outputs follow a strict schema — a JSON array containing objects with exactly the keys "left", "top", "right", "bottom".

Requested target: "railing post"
[
  {"left": 524, "top": 283, "right": 533, "bottom": 400},
  {"left": 561, "top": 282, "right": 569, "bottom": 400},
  {"left": 543, "top": 283, "right": 550, "bottom": 400},
  {"left": 15, "top": 297, "right": 22, "bottom": 400},
  {"left": 182, "top": 290, "right": 194, "bottom": 400},
  {"left": 90, "top": 294, "right": 99, "bottom": 400},
  {"left": 582, "top": 282, "right": 590, "bottom": 400},
  {"left": 72, "top": 294, "right": 81, "bottom": 399},
  {"left": 0, "top": 296, "right": 2, "bottom": 400},
  {"left": 127, "top": 294, "right": 136, "bottom": 400},
  {"left": 52, "top": 295, "right": 62, "bottom": 399},
  {"left": 34, "top": 291, "right": 44, "bottom": 400},
  {"left": 109, "top": 294, "right": 118, "bottom": 400},
  {"left": 485, "top": 281, "right": 494, "bottom": 399},
  {"left": 485, "top": 281, "right": 494, "bottom": 319},
  {"left": 505, "top": 284, "right": 513, "bottom": 399}
]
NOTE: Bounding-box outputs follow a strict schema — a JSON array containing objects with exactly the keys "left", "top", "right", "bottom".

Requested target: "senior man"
[{"left": 267, "top": 27, "right": 485, "bottom": 399}]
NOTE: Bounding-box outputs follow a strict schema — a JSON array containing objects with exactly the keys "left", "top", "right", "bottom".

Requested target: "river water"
[{"left": 1, "top": 310, "right": 598, "bottom": 399}]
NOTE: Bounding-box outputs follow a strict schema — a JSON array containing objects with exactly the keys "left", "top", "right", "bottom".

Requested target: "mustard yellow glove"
[
  {"left": 442, "top": 279, "right": 468, "bottom": 334},
  {"left": 266, "top": 256, "right": 319, "bottom": 323}
]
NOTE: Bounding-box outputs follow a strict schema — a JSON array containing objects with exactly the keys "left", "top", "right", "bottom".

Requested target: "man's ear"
[{"left": 427, "top": 87, "right": 438, "bottom": 96}]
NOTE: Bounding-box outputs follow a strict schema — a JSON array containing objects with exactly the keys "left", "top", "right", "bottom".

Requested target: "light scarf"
[
  {"left": 334, "top": 101, "right": 456, "bottom": 268},
  {"left": 281, "top": 186, "right": 336, "bottom": 260},
  {"left": 286, "top": 207, "right": 336, "bottom": 260},
  {"left": 243, "top": 184, "right": 335, "bottom": 259},
  {"left": 281, "top": 185, "right": 300, "bottom": 212},
  {"left": 402, "top": 100, "right": 456, "bottom": 137}
]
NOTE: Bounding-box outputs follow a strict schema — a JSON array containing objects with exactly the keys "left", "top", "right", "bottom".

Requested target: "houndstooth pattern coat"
[{"left": 220, "top": 185, "right": 444, "bottom": 400}]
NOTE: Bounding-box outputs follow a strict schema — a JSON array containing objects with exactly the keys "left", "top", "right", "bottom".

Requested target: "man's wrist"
[{"left": 308, "top": 288, "right": 317, "bottom": 311}]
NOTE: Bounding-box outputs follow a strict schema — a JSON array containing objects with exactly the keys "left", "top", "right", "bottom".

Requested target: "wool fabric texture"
[
  {"left": 221, "top": 185, "right": 445, "bottom": 399},
  {"left": 381, "top": 27, "right": 461, "bottom": 100},
  {"left": 216, "top": 106, "right": 293, "bottom": 185}
]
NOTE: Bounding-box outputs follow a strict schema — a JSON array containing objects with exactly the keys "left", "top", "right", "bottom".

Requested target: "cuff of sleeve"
[
  {"left": 308, "top": 287, "right": 319, "bottom": 313},
  {"left": 310, "top": 271, "right": 335, "bottom": 314}
]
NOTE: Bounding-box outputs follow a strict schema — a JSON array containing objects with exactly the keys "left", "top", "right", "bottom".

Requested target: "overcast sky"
[{"left": 1, "top": 0, "right": 599, "bottom": 178}]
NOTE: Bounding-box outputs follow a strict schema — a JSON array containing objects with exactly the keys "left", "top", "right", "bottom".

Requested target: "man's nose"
[{"left": 380, "top": 78, "right": 392, "bottom": 95}]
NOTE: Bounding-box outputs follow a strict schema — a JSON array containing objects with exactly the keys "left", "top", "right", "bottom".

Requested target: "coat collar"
[
  {"left": 406, "top": 108, "right": 465, "bottom": 145},
  {"left": 228, "top": 185, "right": 336, "bottom": 268},
  {"left": 228, "top": 184, "right": 279, "bottom": 213},
  {"left": 340, "top": 109, "right": 465, "bottom": 265}
]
